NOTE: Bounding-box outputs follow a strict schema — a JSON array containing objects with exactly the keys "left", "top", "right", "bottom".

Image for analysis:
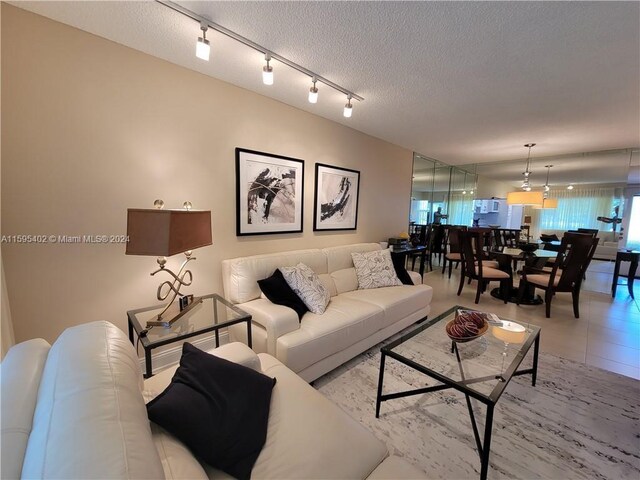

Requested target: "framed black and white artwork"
[
  {"left": 313, "top": 163, "right": 360, "bottom": 231},
  {"left": 235, "top": 148, "right": 304, "bottom": 236}
]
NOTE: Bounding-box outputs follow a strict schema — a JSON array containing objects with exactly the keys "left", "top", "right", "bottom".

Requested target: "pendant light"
[{"left": 521, "top": 143, "right": 536, "bottom": 191}]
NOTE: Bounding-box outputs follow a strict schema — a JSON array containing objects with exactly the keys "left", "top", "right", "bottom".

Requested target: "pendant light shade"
[{"left": 507, "top": 191, "right": 544, "bottom": 206}]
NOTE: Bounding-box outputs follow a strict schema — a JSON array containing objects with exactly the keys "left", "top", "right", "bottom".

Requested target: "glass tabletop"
[
  {"left": 383, "top": 305, "right": 540, "bottom": 402},
  {"left": 500, "top": 247, "right": 557, "bottom": 258},
  {"left": 127, "top": 294, "right": 250, "bottom": 348}
]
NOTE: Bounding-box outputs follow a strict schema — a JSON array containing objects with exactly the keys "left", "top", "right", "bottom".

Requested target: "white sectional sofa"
[
  {"left": 539, "top": 229, "right": 620, "bottom": 260},
  {"left": 2, "top": 321, "right": 425, "bottom": 479},
  {"left": 222, "top": 243, "right": 433, "bottom": 382}
]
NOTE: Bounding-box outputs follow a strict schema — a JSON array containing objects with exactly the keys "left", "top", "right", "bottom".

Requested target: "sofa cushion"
[
  {"left": 1, "top": 338, "right": 51, "bottom": 480},
  {"left": 222, "top": 249, "right": 327, "bottom": 304},
  {"left": 281, "top": 263, "right": 331, "bottom": 314},
  {"left": 21, "top": 321, "right": 164, "bottom": 480},
  {"left": 204, "top": 353, "right": 389, "bottom": 479},
  {"left": 258, "top": 268, "right": 308, "bottom": 320},
  {"left": 276, "top": 296, "right": 384, "bottom": 373},
  {"left": 322, "top": 242, "right": 381, "bottom": 272},
  {"left": 352, "top": 249, "right": 403, "bottom": 289},
  {"left": 147, "top": 343, "right": 276, "bottom": 480},
  {"left": 342, "top": 285, "right": 433, "bottom": 329},
  {"left": 331, "top": 267, "right": 360, "bottom": 294}
]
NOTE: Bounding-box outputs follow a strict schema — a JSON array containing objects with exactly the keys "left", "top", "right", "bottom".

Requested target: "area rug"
[{"left": 315, "top": 340, "right": 640, "bottom": 479}]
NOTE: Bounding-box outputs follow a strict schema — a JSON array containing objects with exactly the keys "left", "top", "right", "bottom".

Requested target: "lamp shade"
[
  {"left": 126, "top": 209, "right": 212, "bottom": 257},
  {"left": 492, "top": 322, "right": 526, "bottom": 344},
  {"left": 533, "top": 198, "right": 558, "bottom": 209},
  {"left": 506, "top": 191, "right": 544, "bottom": 206}
]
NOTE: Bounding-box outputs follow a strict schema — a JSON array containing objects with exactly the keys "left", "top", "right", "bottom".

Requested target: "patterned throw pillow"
[
  {"left": 280, "top": 263, "right": 331, "bottom": 314},
  {"left": 351, "top": 249, "right": 403, "bottom": 289}
]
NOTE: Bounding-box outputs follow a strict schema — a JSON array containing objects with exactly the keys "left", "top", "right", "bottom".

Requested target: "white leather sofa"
[
  {"left": 1, "top": 321, "right": 425, "bottom": 479},
  {"left": 222, "top": 243, "right": 433, "bottom": 382},
  {"left": 538, "top": 229, "right": 619, "bottom": 260}
]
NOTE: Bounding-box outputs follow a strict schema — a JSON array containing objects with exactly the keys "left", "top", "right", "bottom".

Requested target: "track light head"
[
  {"left": 567, "top": 184, "right": 574, "bottom": 190},
  {"left": 308, "top": 77, "right": 318, "bottom": 104},
  {"left": 343, "top": 94, "right": 353, "bottom": 118},
  {"left": 196, "top": 22, "right": 210, "bottom": 61},
  {"left": 262, "top": 53, "right": 273, "bottom": 85}
]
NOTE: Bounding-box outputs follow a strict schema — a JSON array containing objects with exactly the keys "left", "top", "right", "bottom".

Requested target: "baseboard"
[{"left": 138, "top": 331, "right": 230, "bottom": 373}]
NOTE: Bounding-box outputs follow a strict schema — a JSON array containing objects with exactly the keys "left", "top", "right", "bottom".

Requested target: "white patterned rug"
[{"left": 315, "top": 340, "right": 640, "bottom": 479}]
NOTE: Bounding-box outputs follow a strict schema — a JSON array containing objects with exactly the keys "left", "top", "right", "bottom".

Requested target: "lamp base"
[{"left": 145, "top": 296, "right": 203, "bottom": 328}]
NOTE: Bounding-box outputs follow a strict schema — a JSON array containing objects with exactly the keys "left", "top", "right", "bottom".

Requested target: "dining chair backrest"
[
  {"left": 549, "top": 235, "right": 599, "bottom": 290},
  {"left": 492, "top": 228, "right": 521, "bottom": 250},
  {"left": 431, "top": 224, "right": 446, "bottom": 254},
  {"left": 460, "top": 230, "right": 485, "bottom": 278},
  {"left": 447, "top": 226, "right": 465, "bottom": 254}
]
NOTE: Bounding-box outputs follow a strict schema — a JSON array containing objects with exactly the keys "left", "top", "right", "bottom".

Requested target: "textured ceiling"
[{"left": 11, "top": 1, "right": 640, "bottom": 174}]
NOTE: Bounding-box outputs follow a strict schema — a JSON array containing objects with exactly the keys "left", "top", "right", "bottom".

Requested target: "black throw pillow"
[
  {"left": 257, "top": 269, "right": 309, "bottom": 320},
  {"left": 391, "top": 253, "right": 414, "bottom": 285},
  {"left": 146, "top": 343, "right": 276, "bottom": 480}
]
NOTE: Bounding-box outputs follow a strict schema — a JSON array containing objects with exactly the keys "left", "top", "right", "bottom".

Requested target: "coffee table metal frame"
[{"left": 375, "top": 305, "right": 540, "bottom": 480}]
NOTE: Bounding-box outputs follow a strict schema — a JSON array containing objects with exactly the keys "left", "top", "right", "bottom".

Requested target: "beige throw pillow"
[
  {"left": 351, "top": 249, "right": 403, "bottom": 289},
  {"left": 280, "top": 263, "right": 331, "bottom": 314}
]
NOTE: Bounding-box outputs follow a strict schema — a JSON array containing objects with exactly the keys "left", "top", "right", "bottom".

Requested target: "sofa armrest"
[
  {"left": 237, "top": 298, "right": 300, "bottom": 355},
  {"left": 367, "top": 455, "right": 426, "bottom": 479},
  {"left": 408, "top": 271, "right": 422, "bottom": 285}
]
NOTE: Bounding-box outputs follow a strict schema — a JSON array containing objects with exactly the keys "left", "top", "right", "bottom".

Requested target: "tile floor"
[{"left": 417, "top": 258, "right": 640, "bottom": 379}]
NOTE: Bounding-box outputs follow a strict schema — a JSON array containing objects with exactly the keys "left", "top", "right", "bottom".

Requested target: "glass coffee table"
[{"left": 376, "top": 305, "right": 540, "bottom": 480}]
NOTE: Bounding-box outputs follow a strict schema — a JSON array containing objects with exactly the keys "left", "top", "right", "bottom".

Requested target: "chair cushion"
[
  {"left": 146, "top": 343, "right": 276, "bottom": 480},
  {"left": 475, "top": 260, "right": 499, "bottom": 269},
  {"left": 281, "top": 263, "right": 331, "bottom": 314},
  {"left": 352, "top": 249, "right": 403, "bottom": 289},
  {"left": 446, "top": 253, "right": 461, "bottom": 261},
  {"left": 475, "top": 266, "right": 510, "bottom": 279},
  {"left": 527, "top": 273, "right": 560, "bottom": 287},
  {"left": 257, "top": 269, "right": 308, "bottom": 320}
]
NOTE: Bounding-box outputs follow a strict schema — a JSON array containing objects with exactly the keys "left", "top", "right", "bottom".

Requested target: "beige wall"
[{"left": 1, "top": 5, "right": 413, "bottom": 344}]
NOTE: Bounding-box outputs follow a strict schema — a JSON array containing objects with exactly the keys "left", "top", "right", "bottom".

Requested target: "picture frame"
[
  {"left": 236, "top": 148, "right": 304, "bottom": 236},
  {"left": 313, "top": 163, "right": 360, "bottom": 231}
]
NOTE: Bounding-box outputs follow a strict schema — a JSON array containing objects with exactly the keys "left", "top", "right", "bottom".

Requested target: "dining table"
[{"left": 489, "top": 247, "right": 558, "bottom": 305}]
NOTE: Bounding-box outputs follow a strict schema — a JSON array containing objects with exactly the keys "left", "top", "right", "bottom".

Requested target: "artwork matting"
[
  {"left": 313, "top": 163, "right": 360, "bottom": 231},
  {"left": 236, "top": 148, "right": 304, "bottom": 236}
]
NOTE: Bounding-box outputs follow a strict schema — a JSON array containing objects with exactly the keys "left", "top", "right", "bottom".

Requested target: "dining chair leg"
[
  {"left": 544, "top": 290, "right": 553, "bottom": 318},
  {"left": 457, "top": 272, "right": 465, "bottom": 296},
  {"left": 475, "top": 281, "right": 482, "bottom": 304},
  {"left": 442, "top": 258, "right": 447, "bottom": 275},
  {"left": 448, "top": 261, "right": 453, "bottom": 279},
  {"left": 516, "top": 281, "right": 526, "bottom": 305},
  {"left": 572, "top": 288, "right": 581, "bottom": 318},
  {"left": 501, "top": 280, "right": 508, "bottom": 304}
]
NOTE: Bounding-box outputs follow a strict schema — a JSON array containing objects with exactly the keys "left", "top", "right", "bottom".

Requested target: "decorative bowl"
[
  {"left": 446, "top": 311, "right": 489, "bottom": 343},
  {"left": 517, "top": 241, "right": 539, "bottom": 253}
]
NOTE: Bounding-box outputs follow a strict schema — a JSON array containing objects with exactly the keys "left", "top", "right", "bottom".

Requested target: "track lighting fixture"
[
  {"left": 308, "top": 77, "right": 319, "bottom": 104},
  {"left": 159, "top": 1, "right": 364, "bottom": 115},
  {"left": 343, "top": 95, "right": 353, "bottom": 118},
  {"left": 262, "top": 53, "right": 274, "bottom": 85},
  {"left": 196, "top": 22, "right": 210, "bottom": 61}
]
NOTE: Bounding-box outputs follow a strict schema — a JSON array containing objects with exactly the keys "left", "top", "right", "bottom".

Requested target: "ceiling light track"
[{"left": 156, "top": 0, "right": 364, "bottom": 107}]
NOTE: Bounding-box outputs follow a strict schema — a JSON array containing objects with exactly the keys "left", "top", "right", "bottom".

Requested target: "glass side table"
[{"left": 127, "top": 293, "right": 252, "bottom": 378}]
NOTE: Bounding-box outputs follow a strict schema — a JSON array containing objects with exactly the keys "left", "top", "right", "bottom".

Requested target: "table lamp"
[{"left": 126, "top": 200, "right": 212, "bottom": 323}]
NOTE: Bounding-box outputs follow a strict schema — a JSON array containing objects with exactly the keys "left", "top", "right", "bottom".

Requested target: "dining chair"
[
  {"left": 517, "top": 235, "right": 598, "bottom": 318},
  {"left": 408, "top": 224, "right": 432, "bottom": 271},
  {"left": 442, "top": 226, "right": 466, "bottom": 278},
  {"left": 457, "top": 230, "right": 511, "bottom": 304}
]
